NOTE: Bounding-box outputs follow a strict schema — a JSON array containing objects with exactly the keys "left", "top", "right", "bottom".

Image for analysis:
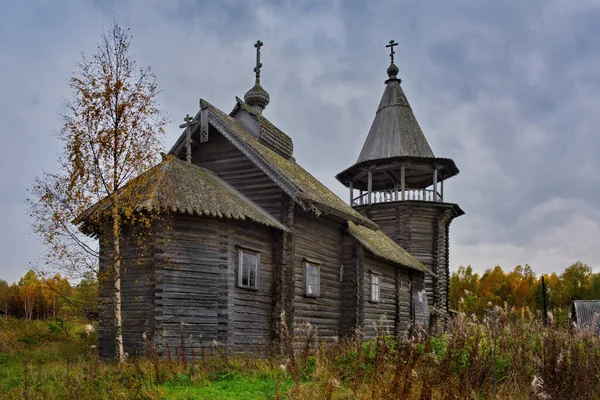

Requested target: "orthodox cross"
[
  {"left": 253, "top": 40, "right": 263, "bottom": 83},
  {"left": 386, "top": 39, "right": 398, "bottom": 64},
  {"left": 178, "top": 114, "right": 196, "bottom": 163}
]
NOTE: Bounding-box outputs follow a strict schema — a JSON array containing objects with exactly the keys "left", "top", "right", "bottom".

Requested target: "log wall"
[
  {"left": 153, "top": 215, "right": 277, "bottom": 355},
  {"left": 357, "top": 201, "right": 457, "bottom": 330},
  {"left": 97, "top": 224, "right": 156, "bottom": 359},
  {"left": 292, "top": 208, "right": 343, "bottom": 342}
]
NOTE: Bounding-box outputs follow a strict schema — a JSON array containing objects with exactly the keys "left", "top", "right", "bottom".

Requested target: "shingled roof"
[
  {"left": 357, "top": 72, "right": 434, "bottom": 163},
  {"left": 76, "top": 155, "right": 288, "bottom": 236},
  {"left": 347, "top": 221, "right": 433, "bottom": 275},
  {"left": 572, "top": 300, "right": 600, "bottom": 334},
  {"left": 170, "top": 99, "right": 377, "bottom": 230}
]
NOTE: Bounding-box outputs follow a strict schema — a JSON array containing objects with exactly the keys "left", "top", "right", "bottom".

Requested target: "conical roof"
[{"left": 357, "top": 71, "right": 434, "bottom": 163}]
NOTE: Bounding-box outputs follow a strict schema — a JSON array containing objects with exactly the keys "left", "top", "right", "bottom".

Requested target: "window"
[
  {"left": 238, "top": 248, "right": 259, "bottom": 289},
  {"left": 304, "top": 262, "right": 321, "bottom": 297},
  {"left": 370, "top": 273, "right": 380, "bottom": 302}
]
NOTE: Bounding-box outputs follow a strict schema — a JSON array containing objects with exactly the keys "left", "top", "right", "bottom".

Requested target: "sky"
[{"left": 1, "top": 0, "right": 599, "bottom": 283}]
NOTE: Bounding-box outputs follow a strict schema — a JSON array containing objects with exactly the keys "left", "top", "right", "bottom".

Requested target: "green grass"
[{"left": 161, "top": 375, "right": 292, "bottom": 399}]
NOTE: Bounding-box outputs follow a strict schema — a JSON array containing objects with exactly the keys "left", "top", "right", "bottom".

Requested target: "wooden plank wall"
[
  {"left": 340, "top": 234, "right": 358, "bottom": 337},
  {"left": 192, "top": 127, "right": 285, "bottom": 221},
  {"left": 362, "top": 255, "right": 397, "bottom": 338},
  {"left": 228, "top": 220, "right": 277, "bottom": 350},
  {"left": 153, "top": 214, "right": 277, "bottom": 355},
  {"left": 360, "top": 203, "right": 444, "bottom": 311},
  {"left": 292, "top": 208, "right": 343, "bottom": 342},
  {"left": 97, "top": 225, "right": 156, "bottom": 359},
  {"left": 154, "top": 216, "right": 228, "bottom": 355}
]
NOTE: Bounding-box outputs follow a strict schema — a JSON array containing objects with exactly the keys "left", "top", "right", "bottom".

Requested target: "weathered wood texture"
[
  {"left": 97, "top": 224, "right": 156, "bottom": 359},
  {"left": 357, "top": 201, "right": 457, "bottom": 329},
  {"left": 292, "top": 208, "right": 343, "bottom": 342},
  {"left": 363, "top": 255, "right": 397, "bottom": 338},
  {"left": 340, "top": 234, "right": 358, "bottom": 337},
  {"left": 153, "top": 214, "right": 277, "bottom": 354},
  {"left": 192, "top": 127, "right": 285, "bottom": 221},
  {"left": 228, "top": 220, "right": 277, "bottom": 349}
]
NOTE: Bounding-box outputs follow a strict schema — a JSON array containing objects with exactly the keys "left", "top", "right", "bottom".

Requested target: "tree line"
[
  {"left": 0, "top": 270, "right": 98, "bottom": 320},
  {"left": 450, "top": 261, "right": 599, "bottom": 317}
]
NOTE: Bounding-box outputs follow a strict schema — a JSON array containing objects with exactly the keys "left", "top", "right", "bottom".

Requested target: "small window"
[
  {"left": 238, "top": 249, "right": 259, "bottom": 289},
  {"left": 304, "top": 263, "right": 321, "bottom": 297},
  {"left": 370, "top": 273, "right": 380, "bottom": 302}
]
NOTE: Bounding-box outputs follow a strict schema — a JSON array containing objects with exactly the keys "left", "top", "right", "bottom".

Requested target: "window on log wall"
[
  {"left": 370, "top": 273, "right": 381, "bottom": 303},
  {"left": 238, "top": 248, "right": 260, "bottom": 289},
  {"left": 304, "top": 262, "right": 321, "bottom": 297}
]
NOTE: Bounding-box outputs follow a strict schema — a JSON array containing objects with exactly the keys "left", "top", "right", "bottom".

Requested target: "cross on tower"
[
  {"left": 254, "top": 40, "right": 263, "bottom": 82},
  {"left": 386, "top": 39, "right": 398, "bottom": 64}
]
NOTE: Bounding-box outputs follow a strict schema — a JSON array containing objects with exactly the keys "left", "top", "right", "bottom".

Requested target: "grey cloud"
[{"left": 1, "top": 0, "right": 599, "bottom": 283}]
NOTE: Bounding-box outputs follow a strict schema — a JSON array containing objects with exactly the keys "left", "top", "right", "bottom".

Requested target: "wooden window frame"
[
  {"left": 304, "top": 261, "right": 321, "bottom": 298},
  {"left": 370, "top": 272, "right": 381, "bottom": 303},
  {"left": 237, "top": 247, "right": 260, "bottom": 290}
]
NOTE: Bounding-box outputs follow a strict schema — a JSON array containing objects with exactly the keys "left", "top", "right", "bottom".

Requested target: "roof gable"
[{"left": 171, "top": 98, "right": 377, "bottom": 230}]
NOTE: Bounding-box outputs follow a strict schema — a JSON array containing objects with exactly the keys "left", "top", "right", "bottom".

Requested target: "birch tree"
[{"left": 29, "top": 23, "right": 166, "bottom": 362}]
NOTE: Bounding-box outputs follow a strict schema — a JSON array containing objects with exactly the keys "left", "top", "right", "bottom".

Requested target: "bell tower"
[{"left": 336, "top": 40, "right": 464, "bottom": 331}]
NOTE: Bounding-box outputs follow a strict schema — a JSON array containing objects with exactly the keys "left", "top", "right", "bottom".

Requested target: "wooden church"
[{"left": 82, "top": 40, "right": 464, "bottom": 358}]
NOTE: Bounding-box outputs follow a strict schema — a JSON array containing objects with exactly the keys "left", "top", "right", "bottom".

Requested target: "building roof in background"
[{"left": 572, "top": 300, "right": 600, "bottom": 334}]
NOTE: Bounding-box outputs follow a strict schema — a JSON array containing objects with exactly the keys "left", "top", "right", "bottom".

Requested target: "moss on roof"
[
  {"left": 76, "top": 155, "right": 288, "bottom": 235},
  {"left": 347, "top": 221, "right": 433, "bottom": 275},
  {"left": 203, "top": 99, "right": 376, "bottom": 229}
]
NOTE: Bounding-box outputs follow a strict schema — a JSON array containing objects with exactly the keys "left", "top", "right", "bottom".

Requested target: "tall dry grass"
[{"left": 2, "top": 306, "right": 599, "bottom": 399}]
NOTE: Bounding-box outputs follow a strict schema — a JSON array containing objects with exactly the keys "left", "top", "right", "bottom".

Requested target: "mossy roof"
[
  {"left": 347, "top": 221, "right": 433, "bottom": 275},
  {"left": 202, "top": 99, "right": 377, "bottom": 229},
  {"left": 76, "top": 155, "right": 288, "bottom": 235}
]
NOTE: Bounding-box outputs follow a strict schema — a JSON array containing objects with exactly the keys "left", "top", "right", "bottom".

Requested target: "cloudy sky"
[{"left": 1, "top": 0, "right": 599, "bottom": 283}]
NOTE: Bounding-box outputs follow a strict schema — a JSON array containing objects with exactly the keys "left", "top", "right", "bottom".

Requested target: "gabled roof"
[
  {"left": 170, "top": 98, "right": 378, "bottom": 230},
  {"left": 572, "top": 300, "right": 600, "bottom": 333},
  {"left": 75, "top": 155, "right": 288, "bottom": 236},
  {"left": 357, "top": 76, "right": 434, "bottom": 164},
  {"left": 347, "top": 221, "right": 433, "bottom": 275}
]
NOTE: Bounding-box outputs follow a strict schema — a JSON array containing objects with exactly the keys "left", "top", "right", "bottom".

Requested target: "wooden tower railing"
[{"left": 352, "top": 188, "right": 443, "bottom": 206}]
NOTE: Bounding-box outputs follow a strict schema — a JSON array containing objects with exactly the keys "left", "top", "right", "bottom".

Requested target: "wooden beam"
[
  {"left": 433, "top": 169, "right": 438, "bottom": 201},
  {"left": 400, "top": 165, "right": 406, "bottom": 200},
  {"left": 441, "top": 179, "right": 444, "bottom": 202},
  {"left": 349, "top": 180, "right": 353, "bottom": 206},
  {"left": 367, "top": 171, "right": 373, "bottom": 205}
]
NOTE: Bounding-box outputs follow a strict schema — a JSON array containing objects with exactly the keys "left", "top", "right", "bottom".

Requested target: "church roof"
[
  {"left": 75, "top": 155, "right": 288, "bottom": 236},
  {"left": 171, "top": 99, "right": 377, "bottom": 230},
  {"left": 347, "top": 221, "right": 433, "bottom": 275},
  {"left": 356, "top": 72, "right": 434, "bottom": 164},
  {"left": 231, "top": 97, "right": 294, "bottom": 159}
]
